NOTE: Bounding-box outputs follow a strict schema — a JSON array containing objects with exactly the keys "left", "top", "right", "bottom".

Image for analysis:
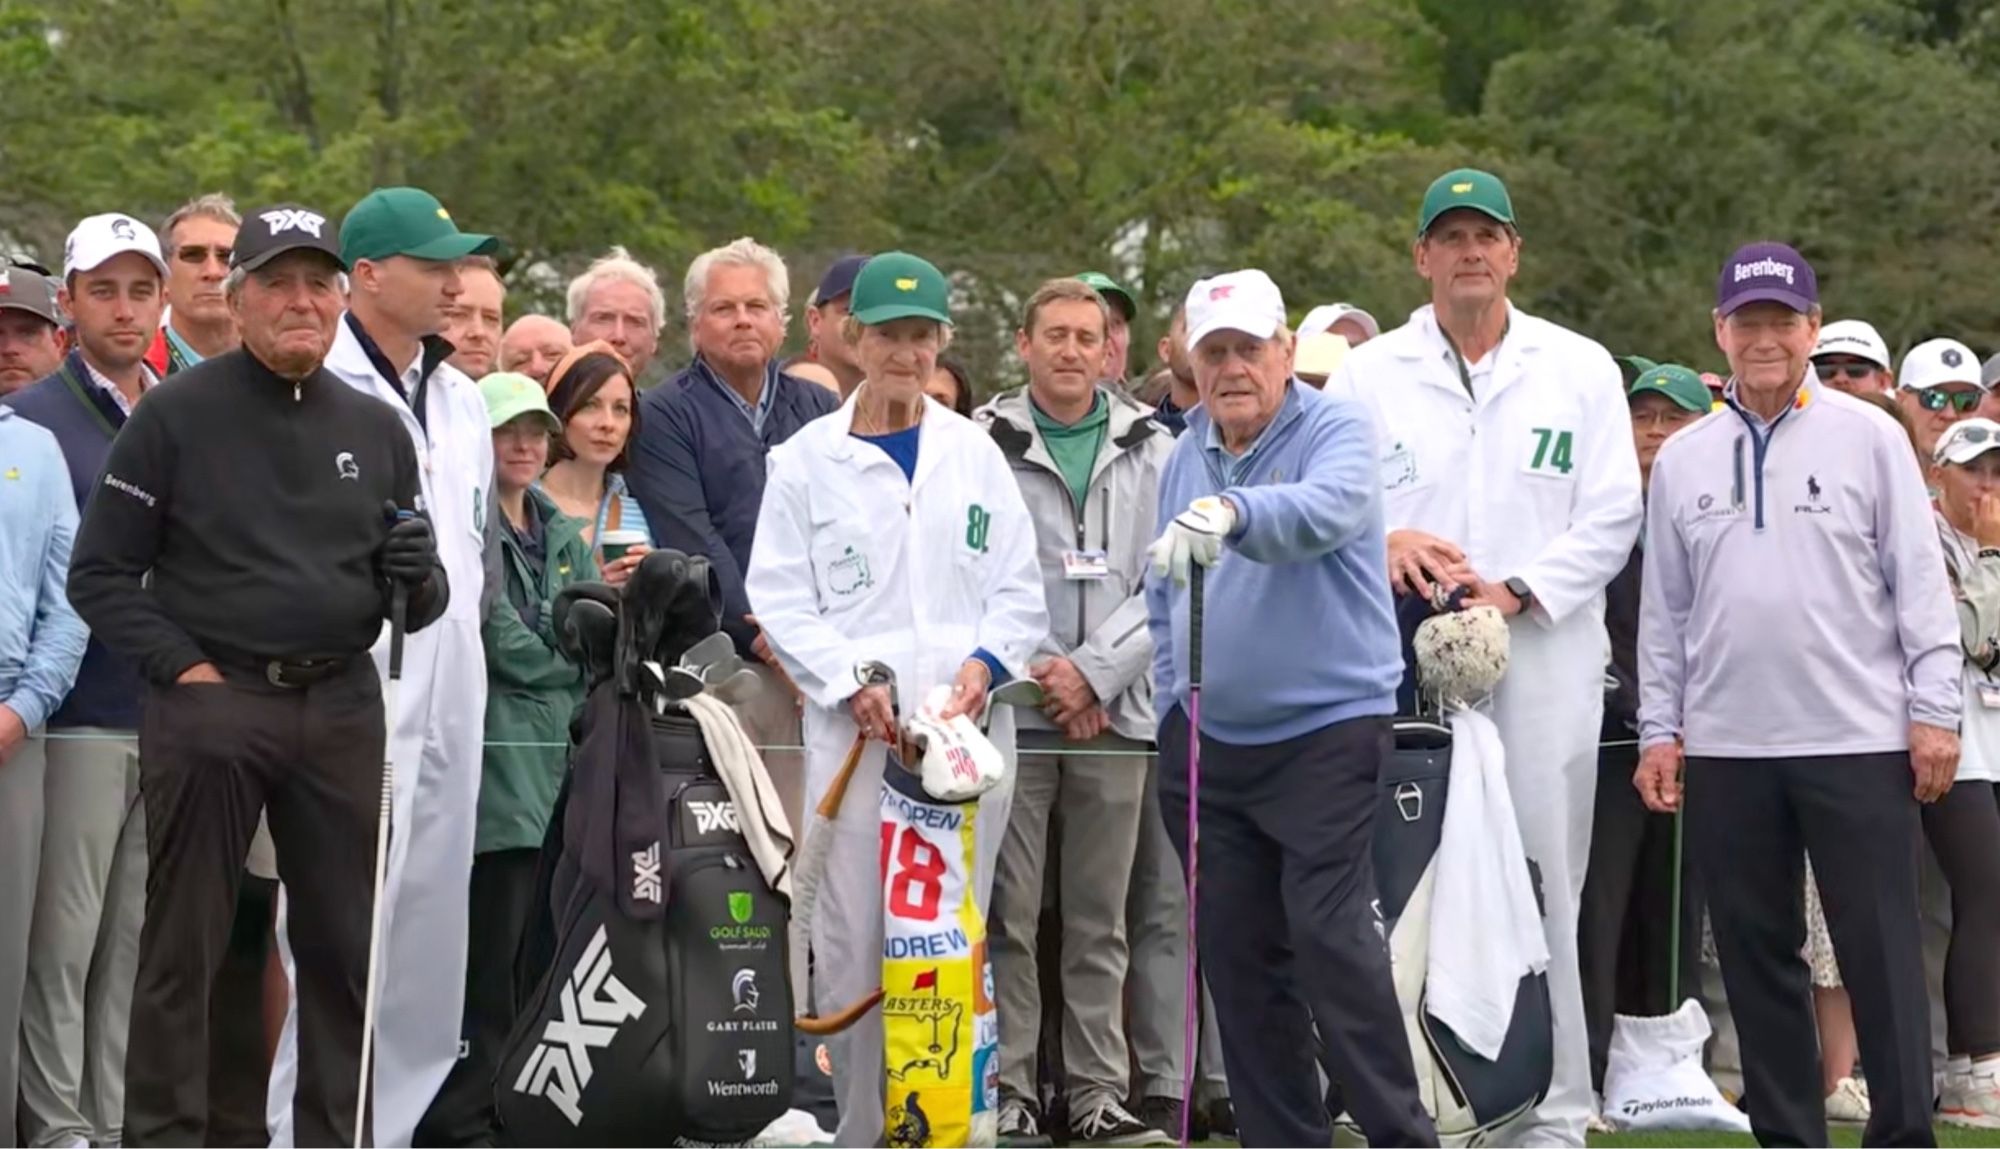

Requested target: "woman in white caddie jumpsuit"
[{"left": 746, "top": 251, "right": 1047, "bottom": 1146}]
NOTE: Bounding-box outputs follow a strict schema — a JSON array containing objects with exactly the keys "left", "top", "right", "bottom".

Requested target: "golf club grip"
[
  {"left": 388, "top": 584, "right": 408, "bottom": 683},
  {"left": 1188, "top": 563, "right": 1204, "bottom": 684}
]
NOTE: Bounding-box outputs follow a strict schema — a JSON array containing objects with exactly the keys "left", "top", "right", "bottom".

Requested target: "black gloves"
[{"left": 380, "top": 501, "right": 438, "bottom": 587}]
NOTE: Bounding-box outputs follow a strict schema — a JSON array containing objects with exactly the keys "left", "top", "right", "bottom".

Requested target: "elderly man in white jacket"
[
  {"left": 1328, "top": 168, "right": 1642, "bottom": 1146},
  {"left": 748, "top": 251, "right": 1047, "bottom": 1147}
]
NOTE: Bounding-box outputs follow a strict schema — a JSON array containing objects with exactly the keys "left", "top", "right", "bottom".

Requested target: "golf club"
[
  {"left": 354, "top": 574, "right": 408, "bottom": 1149},
  {"left": 1180, "top": 562, "right": 1204, "bottom": 1148}
]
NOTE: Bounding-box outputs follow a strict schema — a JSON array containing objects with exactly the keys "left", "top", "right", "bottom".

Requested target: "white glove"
[
  {"left": 1148, "top": 496, "right": 1236, "bottom": 586},
  {"left": 905, "top": 685, "right": 1006, "bottom": 802}
]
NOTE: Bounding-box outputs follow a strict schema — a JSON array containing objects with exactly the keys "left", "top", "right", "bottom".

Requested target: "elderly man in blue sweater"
[{"left": 1145, "top": 269, "right": 1435, "bottom": 1148}]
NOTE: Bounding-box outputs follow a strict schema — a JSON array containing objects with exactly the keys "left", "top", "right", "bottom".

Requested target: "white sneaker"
[
  {"left": 1942, "top": 1061, "right": 2000, "bottom": 1128},
  {"left": 1825, "top": 1076, "right": 1872, "bottom": 1123}
]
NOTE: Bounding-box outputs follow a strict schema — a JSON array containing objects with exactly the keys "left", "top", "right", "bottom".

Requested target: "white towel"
[
  {"left": 683, "top": 692, "right": 797, "bottom": 900},
  {"left": 1425, "top": 707, "right": 1549, "bottom": 1060}
]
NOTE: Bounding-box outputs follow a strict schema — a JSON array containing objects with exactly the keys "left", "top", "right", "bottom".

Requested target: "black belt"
[{"left": 207, "top": 647, "right": 359, "bottom": 690}]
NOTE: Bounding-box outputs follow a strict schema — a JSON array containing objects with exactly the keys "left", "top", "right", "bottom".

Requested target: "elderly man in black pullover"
[{"left": 67, "top": 205, "right": 446, "bottom": 1148}]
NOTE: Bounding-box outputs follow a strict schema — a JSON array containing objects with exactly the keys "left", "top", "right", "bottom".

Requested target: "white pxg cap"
[
  {"left": 1900, "top": 337, "right": 1986, "bottom": 393},
  {"left": 1810, "top": 319, "right": 1891, "bottom": 371},
  {"left": 1934, "top": 418, "right": 2000, "bottom": 466},
  {"left": 1184, "top": 269, "right": 1287, "bottom": 350},
  {"left": 63, "top": 213, "right": 169, "bottom": 280}
]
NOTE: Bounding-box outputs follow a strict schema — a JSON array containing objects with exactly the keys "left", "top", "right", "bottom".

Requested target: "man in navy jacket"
[{"left": 628, "top": 237, "right": 836, "bottom": 825}]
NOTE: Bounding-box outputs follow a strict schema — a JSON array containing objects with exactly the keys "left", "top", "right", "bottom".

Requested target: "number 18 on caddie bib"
[{"left": 879, "top": 761, "right": 998, "bottom": 1148}]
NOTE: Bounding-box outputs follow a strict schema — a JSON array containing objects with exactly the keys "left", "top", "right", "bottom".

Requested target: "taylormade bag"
[
  {"left": 1368, "top": 720, "right": 1554, "bottom": 1140},
  {"left": 496, "top": 707, "right": 794, "bottom": 1146},
  {"left": 1602, "top": 1000, "right": 1750, "bottom": 1134}
]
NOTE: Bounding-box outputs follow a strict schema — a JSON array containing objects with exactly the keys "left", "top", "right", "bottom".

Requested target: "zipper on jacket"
[
  {"left": 1073, "top": 496, "right": 1088, "bottom": 648},
  {"left": 294, "top": 380, "right": 302, "bottom": 402}
]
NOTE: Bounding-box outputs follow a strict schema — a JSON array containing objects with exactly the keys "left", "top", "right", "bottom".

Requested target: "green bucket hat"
[
  {"left": 1417, "top": 168, "right": 1516, "bottom": 237},
  {"left": 341, "top": 187, "right": 498, "bottom": 266},
  {"left": 479, "top": 372, "right": 561, "bottom": 432},
  {"left": 1075, "top": 271, "right": 1136, "bottom": 322},
  {"left": 1629, "top": 364, "right": 1712, "bottom": 414},
  {"left": 849, "top": 251, "right": 952, "bottom": 326}
]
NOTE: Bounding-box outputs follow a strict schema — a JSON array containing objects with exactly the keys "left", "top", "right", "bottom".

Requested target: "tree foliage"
[{"left": 5, "top": 0, "right": 1998, "bottom": 386}]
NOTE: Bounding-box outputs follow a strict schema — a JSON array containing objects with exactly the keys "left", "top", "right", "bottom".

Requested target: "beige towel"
[{"left": 682, "top": 692, "right": 796, "bottom": 900}]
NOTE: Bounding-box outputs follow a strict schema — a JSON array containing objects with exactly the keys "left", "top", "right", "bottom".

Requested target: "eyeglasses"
[
  {"left": 1631, "top": 408, "right": 1699, "bottom": 428},
  {"left": 1916, "top": 387, "right": 1982, "bottom": 414},
  {"left": 1815, "top": 362, "right": 1878, "bottom": 382},
  {"left": 174, "top": 245, "right": 231, "bottom": 267}
]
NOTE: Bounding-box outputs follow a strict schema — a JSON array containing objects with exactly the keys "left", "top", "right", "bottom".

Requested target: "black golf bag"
[
  {"left": 1347, "top": 592, "right": 1554, "bottom": 1139},
  {"left": 494, "top": 552, "right": 795, "bottom": 1147}
]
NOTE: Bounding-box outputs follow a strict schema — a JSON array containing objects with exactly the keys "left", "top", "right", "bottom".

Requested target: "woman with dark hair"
[
  {"left": 926, "top": 353, "right": 976, "bottom": 417},
  {"left": 538, "top": 342, "right": 654, "bottom": 571}
]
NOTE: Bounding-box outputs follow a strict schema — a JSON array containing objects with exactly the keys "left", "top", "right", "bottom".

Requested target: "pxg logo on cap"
[{"left": 1717, "top": 241, "right": 1817, "bottom": 317}]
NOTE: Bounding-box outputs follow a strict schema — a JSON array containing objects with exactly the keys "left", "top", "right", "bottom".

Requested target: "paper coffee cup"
[{"left": 600, "top": 529, "right": 648, "bottom": 564}]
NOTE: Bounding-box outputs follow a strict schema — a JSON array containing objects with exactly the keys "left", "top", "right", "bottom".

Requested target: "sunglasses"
[
  {"left": 1815, "top": 362, "right": 1878, "bottom": 382},
  {"left": 174, "top": 245, "right": 231, "bottom": 266},
  {"left": 1917, "top": 387, "right": 1982, "bottom": 414}
]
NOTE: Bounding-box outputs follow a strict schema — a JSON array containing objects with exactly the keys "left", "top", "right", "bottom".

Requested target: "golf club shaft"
[
  {"left": 1181, "top": 562, "right": 1204, "bottom": 1147},
  {"left": 1669, "top": 806, "right": 1683, "bottom": 1006},
  {"left": 354, "top": 584, "right": 407, "bottom": 1148}
]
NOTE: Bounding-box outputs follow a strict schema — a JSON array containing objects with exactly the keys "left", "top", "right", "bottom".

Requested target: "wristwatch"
[{"left": 1503, "top": 576, "right": 1536, "bottom": 613}]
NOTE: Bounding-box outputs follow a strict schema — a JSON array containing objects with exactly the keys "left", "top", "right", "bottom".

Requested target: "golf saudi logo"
[
  {"left": 510, "top": 924, "right": 646, "bottom": 1126},
  {"left": 711, "top": 890, "right": 771, "bottom": 951}
]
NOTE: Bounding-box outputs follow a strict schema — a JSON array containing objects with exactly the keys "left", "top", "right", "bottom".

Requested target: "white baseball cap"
[
  {"left": 1185, "top": 269, "right": 1287, "bottom": 351},
  {"left": 1300, "top": 302, "right": 1380, "bottom": 342},
  {"left": 62, "top": 213, "right": 168, "bottom": 280},
  {"left": 1934, "top": 417, "right": 2000, "bottom": 466},
  {"left": 1900, "top": 337, "right": 1985, "bottom": 393},
  {"left": 1811, "top": 319, "right": 1890, "bottom": 371}
]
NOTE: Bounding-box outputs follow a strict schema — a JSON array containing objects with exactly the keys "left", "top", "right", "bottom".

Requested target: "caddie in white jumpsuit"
[
  {"left": 1328, "top": 168, "right": 1642, "bottom": 1146},
  {"left": 746, "top": 251, "right": 1047, "bottom": 1147},
  {"left": 266, "top": 187, "right": 497, "bottom": 1148}
]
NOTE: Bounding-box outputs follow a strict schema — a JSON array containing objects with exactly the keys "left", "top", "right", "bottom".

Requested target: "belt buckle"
[{"left": 265, "top": 660, "right": 289, "bottom": 688}]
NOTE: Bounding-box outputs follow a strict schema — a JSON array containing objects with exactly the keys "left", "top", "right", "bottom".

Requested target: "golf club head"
[
  {"left": 553, "top": 584, "right": 621, "bottom": 688},
  {"left": 706, "top": 667, "right": 762, "bottom": 706},
  {"left": 855, "top": 660, "right": 898, "bottom": 716},
  {"left": 988, "top": 679, "right": 1045, "bottom": 711},
  {"left": 677, "top": 631, "right": 737, "bottom": 678}
]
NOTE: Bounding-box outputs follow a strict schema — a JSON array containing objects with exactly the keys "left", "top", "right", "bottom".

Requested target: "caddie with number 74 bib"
[
  {"left": 1326, "top": 167, "right": 1642, "bottom": 1146},
  {"left": 746, "top": 251, "right": 1048, "bottom": 1147}
]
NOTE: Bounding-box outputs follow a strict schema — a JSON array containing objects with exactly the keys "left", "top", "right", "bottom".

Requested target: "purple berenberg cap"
[{"left": 1716, "top": 241, "right": 1817, "bottom": 316}]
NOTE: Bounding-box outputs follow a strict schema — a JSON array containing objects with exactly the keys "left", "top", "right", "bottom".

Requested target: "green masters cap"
[
  {"left": 1075, "top": 271, "right": 1136, "bottom": 322},
  {"left": 1629, "top": 364, "right": 1712, "bottom": 414},
  {"left": 849, "top": 251, "right": 952, "bottom": 326},
  {"left": 1417, "top": 168, "right": 1516, "bottom": 237},
  {"left": 479, "top": 372, "right": 561, "bottom": 432},
  {"left": 1614, "top": 354, "right": 1659, "bottom": 386},
  {"left": 341, "top": 187, "right": 498, "bottom": 266}
]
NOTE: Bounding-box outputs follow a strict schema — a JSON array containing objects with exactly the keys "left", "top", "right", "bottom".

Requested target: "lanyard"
[{"left": 57, "top": 359, "right": 123, "bottom": 439}]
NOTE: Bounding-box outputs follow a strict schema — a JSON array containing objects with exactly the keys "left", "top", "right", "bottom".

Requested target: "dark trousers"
[
  {"left": 206, "top": 876, "right": 278, "bottom": 1146},
  {"left": 1158, "top": 708, "right": 1434, "bottom": 1148},
  {"left": 1919, "top": 779, "right": 2000, "bottom": 1059},
  {"left": 1686, "top": 754, "right": 1933, "bottom": 1149},
  {"left": 1579, "top": 743, "right": 1705, "bottom": 1092},
  {"left": 417, "top": 847, "right": 541, "bottom": 1147},
  {"left": 126, "top": 661, "right": 383, "bottom": 1148}
]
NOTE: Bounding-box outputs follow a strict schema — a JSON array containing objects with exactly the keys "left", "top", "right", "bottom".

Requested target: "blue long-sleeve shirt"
[
  {"left": 0, "top": 406, "right": 88, "bottom": 731},
  {"left": 1146, "top": 381, "right": 1402, "bottom": 745}
]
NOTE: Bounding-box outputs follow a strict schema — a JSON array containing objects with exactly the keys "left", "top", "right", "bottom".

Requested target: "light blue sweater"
[
  {"left": 1146, "top": 382, "right": 1402, "bottom": 745},
  {"left": 0, "top": 406, "right": 88, "bottom": 731}
]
